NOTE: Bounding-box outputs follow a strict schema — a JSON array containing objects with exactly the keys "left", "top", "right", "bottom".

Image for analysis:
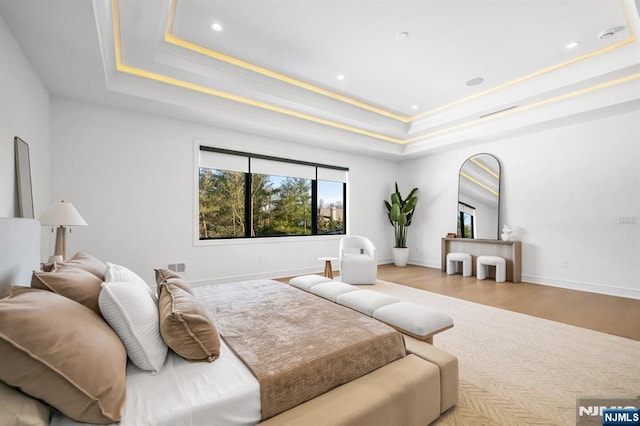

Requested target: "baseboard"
[
  {"left": 190, "top": 265, "right": 323, "bottom": 287},
  {"left": 191, "top": 259, "right": 400, "bottom": 287},
  {"left": 189, "top": 262, "right": 639, "bottom": 300},
  {"left": 522, "top": 274, "right": 640, "bottom": 300},
  {"left": 407, "top": 258, "right": 441, "bottom": 269},
  {"left": 379, "top": 258, "right": 440, "bottom": 269}
]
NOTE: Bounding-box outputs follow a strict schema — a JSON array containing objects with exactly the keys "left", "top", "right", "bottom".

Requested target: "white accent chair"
[{"left": 339, "top": 235, "right": 377, "bottom": 284}]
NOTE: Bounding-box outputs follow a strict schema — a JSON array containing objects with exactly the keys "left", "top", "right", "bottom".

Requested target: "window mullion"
[
  {"left": 311, "top": 180, "right": 318, "bottom": 235},
  {"left": 245, "top": 172, "right": 252, "bottom": 237}
]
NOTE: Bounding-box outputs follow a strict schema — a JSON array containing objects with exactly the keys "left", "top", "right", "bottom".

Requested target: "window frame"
[{"left": 194, "top": 143, "right": 348, "bottom": 245}]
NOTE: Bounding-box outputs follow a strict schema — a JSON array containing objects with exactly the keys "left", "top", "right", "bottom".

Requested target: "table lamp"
[{"left": 38, "top": 200, "right": 88, "bottom": 263}]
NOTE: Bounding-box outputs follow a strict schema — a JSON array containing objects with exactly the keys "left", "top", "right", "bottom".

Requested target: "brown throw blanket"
[{"left": 194, "top": 280, "right": 406, "bottom": 420}]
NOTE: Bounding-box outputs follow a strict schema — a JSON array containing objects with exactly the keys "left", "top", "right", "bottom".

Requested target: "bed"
[{"left": 0, "top": 218, "right": 457, "bottom": 426}]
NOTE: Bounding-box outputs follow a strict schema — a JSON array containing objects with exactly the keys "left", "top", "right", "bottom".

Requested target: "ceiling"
[{"left": 1, "top": 0, "right": 639, "bottom": 159}]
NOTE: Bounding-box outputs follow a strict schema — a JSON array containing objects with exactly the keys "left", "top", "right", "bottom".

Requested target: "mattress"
[{"left": 50, "top": 339, "right": 261, "bottom": 426}]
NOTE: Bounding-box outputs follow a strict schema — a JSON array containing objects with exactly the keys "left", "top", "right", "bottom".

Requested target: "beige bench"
[{"left": 289, "top": 275, "right": 454, "bottom": 344}]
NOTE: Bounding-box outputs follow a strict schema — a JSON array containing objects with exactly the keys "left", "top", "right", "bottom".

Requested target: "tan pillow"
[
  {"left": 31, "top": 264, "right": 103, "bottom": 315},
  {"left": 155, "top": 268, "right": 193, "bottom": 294},
  {"left": 157, "top": 277, "right": 220, "bottom": 362},
  {"left": 61, "top": 252, "right": 107, "bottom": 279},
  {"left": 0, "top": 288, "right": 127, "bottom": 424},
  {"left": 0, "top": 381, "right": 49, "bottom": 426}
]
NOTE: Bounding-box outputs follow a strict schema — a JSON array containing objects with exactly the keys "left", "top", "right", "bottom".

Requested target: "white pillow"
[
  {"left": 99, "top": 281, "right": 168, "bottom": 374},
  {"left": 105, "top": 262, "right": 156, "bottom": 300}
]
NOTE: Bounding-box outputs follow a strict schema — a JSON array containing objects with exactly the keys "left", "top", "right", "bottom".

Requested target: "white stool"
[
  {"left": 446, "top": 252, "right": 472, "bottom": 277},
  {"left": 477, "top": 256, "right": 506, "bottom": 283}
]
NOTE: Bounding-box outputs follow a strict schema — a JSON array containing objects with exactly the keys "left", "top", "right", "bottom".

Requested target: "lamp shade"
[{"left": 38, "top": 201, "right": 88, "bottom": 226}]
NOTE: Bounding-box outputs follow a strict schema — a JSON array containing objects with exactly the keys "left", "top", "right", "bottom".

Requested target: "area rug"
[{"left": 369, "top": 280, "right": 640, "bottom": 426}]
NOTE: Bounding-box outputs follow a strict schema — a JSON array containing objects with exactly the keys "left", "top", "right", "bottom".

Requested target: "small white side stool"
[
  {"left": 477, "top": 255, "right": 506, "bottom": 283},
  {"left": 446, "top": 252, "right": 472, "bottom": 277}
]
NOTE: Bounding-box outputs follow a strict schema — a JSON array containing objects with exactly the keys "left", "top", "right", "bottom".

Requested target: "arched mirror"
[{"left": 457, "top": 153, "right": 501, "bottom": 239}]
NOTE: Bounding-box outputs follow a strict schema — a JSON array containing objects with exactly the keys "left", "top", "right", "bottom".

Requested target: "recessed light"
[
  {"left": 337, "top": 74, "right": 345, "bottom": 81},
  {"left": 411, "top": 105, "right": 419, "bottom": 110},
  {"left": 211, "top": 23, "right": 223, "bottom": 32},
  {"left": 465, "top": 77, "right": 485, "bottom": 87},
  {"left": 566, "top": 40, "right": 580, "bottom": 49},
  {"left": 396, "top": 32, "right": 409, "bottom": 40}
]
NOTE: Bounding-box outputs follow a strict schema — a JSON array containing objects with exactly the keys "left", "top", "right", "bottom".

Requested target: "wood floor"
[
  {"left": 377, "top": 264, "right": 640, "bottom": 341},
  {"left": 279, "top": 264, "right": 640, "bottom": 341}
]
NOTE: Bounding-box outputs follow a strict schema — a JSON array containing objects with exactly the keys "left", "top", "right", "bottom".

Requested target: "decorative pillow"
[
  {"left": 156, "top": 275, "right": 220, "bottom": 362},
  {"left": 0, "top": 288, "right": 127, "bottom": 424},
  {"left": 155, "top": 268, "right": 193, "bottom": 294},
  {"left": 31, "top": 264, "right": 103, "bottom": 315},
  {"left": 105, "top": 262, "right": 156, "bottom": 299},
  {"left": 99, "top": 280, "right": 168, "bottom": 373},
  {"left": 60, "top": 252, "right": 107, "bottom": 279},
  {"left": 0, "top": 381, "right": 50, "bottom": 426}
]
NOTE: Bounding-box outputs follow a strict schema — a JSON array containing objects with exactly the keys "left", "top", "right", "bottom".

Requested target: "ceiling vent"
[{"left": 479, "top": 105, "right": 520, "bottom": 119}]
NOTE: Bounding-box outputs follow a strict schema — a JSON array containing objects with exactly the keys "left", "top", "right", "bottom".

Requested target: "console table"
[{"left": 441, "top": 238, "right": 521, "bottom": 283}]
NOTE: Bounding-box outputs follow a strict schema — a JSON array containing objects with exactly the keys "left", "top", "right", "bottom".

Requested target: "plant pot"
[{"left": 392, "top": 247, "right": 409, "bottom": 267}]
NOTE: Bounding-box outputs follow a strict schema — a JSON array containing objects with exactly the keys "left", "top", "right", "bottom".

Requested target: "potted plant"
[{"left": 384, "top": 183, "right": 419, "bottom": 267}]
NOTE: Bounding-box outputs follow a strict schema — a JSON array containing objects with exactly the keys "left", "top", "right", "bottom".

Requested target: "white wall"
[
  {"left": 401, "top": 111, "right": 640, "bottom": 299},
  {"left": 50, "top": 99, "right": 399, "bottom": 285},
  {"left": 0, "top": 14, "right": 50, "bottom": 261},
  {"left": 0, "top": 13, "right": 50, "bottom": 221}
]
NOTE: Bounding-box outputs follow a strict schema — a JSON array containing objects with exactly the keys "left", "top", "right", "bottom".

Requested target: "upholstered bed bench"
[
  {"left": 289, "top": 274, "right": 454, "bottom": 343},
  {"left": 287, "top": 274, "right": 459, "bottom": 418}
]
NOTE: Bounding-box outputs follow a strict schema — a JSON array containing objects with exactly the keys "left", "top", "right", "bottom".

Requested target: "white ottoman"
[
  {"left": 476, "top": 255, "right": 506, "bottom": 283},
  {"left": 446, "top": 252, "right": 472, "bottom": 277}
]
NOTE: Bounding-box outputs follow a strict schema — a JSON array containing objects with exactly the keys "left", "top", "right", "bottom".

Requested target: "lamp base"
[
  {"left": 53, "top": 226, "right": 67, "bottom": 261},
  {"left": 47, "top": 255, "right": 64, "bottom": 264}
]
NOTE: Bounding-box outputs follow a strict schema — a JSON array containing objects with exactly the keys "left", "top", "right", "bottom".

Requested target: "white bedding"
[{"left": 50, "top": 339, "right": 261, "bottom": 426}]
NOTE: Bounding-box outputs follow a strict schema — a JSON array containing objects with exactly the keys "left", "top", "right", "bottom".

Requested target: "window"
[
  {"left": 457, "top": 202, "right": 475, "bottom": 238},
  {"left": 317, "top": 180, "right": 344, "bottom": 234},
  {"left": 198, "top": 147, "right": 347, "bottom": 240},
  {"left": 252, "top": 174, "right": 312, "bottom": 237},
  {"left": 199, "top": 169, "right": 245, "bottom": 238}
]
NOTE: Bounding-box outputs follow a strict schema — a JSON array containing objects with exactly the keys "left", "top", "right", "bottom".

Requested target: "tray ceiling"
[{"left": 1, "top": 0, "right": 639, "bottom": 158}]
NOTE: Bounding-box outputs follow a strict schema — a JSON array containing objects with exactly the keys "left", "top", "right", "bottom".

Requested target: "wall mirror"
[
  {"left": 457, "top": 153, "right": 500, "bottom": 239},
  {"left": 14, "top": 136, "right": 34, "bottom": 218}
]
